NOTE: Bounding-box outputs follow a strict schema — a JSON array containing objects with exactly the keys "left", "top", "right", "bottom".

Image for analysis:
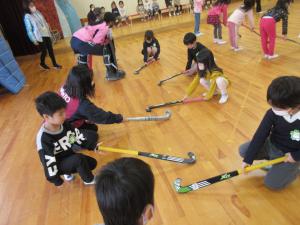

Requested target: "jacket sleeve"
[
  {"left": 222, "top": 5, "right": 228, "bottom": 25},
  {"left": 38, "top": 144, "right": 63, "bottom": 186},
  {"left": 24, "top": 14, "right": 37, "bottom": 43},
  {"left": 186, "top": 74, "right": 200, "bottom": 96},
  {"left": 247, "top": 9, "right": 255, "bottom": 29},
  {"left": 186, "top": 49, "right": 193, "bottom": 70},
  {"left": 78, "top": 99, "right": 123, "bottom": 124},
  {"left": 154, "top": 39, "right": 160, "bottom": 60},
  {"left": 243, "top": 110, "right": 274, "bottom": 164},
  {"left": 281, "top": 11, "right": 288, "bottom": 35},
  {"left": 143, "top": 42, "right": 148, "bottom": 62}
]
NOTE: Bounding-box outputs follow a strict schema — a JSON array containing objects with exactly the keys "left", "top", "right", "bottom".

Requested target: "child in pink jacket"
[{"left": 207, "top": 0, "right": 230, "bottom": 44}]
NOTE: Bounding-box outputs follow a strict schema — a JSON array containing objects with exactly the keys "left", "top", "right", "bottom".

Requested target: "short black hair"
[
  {"left": 64, "top": 65, "right": 95, "bottom": 99},
  {"left": 23, "top": 0, "right": 34, "bottom": 14},
  {"left": 35, "top": 91, "right": 67, "bottom": 117},
  {"left": 145, "top": 30, "right": 154, "bottom": 41},
  {"left": 275, "top": 0, "right": 292, "bottom": 10},
  {"left": 267, "top": 76, "right": 300, "bottom": 109},
  {"left": 90, "top": 4, "right": 94, "bottom": 9},
  {"left": 103, "top": 12, "right": 116, "bottom": 23},
  {"left": 119, "top": 1, "right": 124, "bottom": 4},
  {"left": 241, "top": 0, "right": 255, "bottom": 12},
  {"left": 183, "top": 32, "right": 196, "bottom": 45},
  {"left": 95, "top": 157, "right": 155, "bottom": 225}
]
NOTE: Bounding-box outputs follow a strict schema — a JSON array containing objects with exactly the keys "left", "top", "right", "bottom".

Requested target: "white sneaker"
[
  {"left": 268, "top": 54, "right": 279, "bottom": 60},
  {"left": 230, "top": 46, "right": 235, "bottom": 50},
  {"left": 217, "top": 40, "right": 227, "bottom": 45},
  {"left": 234, "top": 47, "right": 243, "bottom": 52},
  {"left": 219, "top": 94, "right": 229, "bottom": 104},
  {"left": 264, "top": 54, "right": 269, "bottom": 59},
  {"left": 213, "top": 38, "right": 219, "bottom": 43},
  {"left": 63, "top": 174, "right": 75, "bottom": 181},
  {"left": 195, "top": 32, "right": 204, "bottom": 37},
  {"left": 84, "top": 178, "right": 96, "bottom": 186}
]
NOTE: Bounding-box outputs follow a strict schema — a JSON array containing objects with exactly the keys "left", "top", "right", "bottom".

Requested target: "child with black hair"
[
  {"left": 260, "top": 0, "right": 291, "bottom": 59},
  {"left": 87, "top": 4, "right": 96, "bottom": 25},
  {"left": 152, "top": 0, "right": 161, "bottom": 17},
  {"left": 183, "top": 32, "right": 229, "bottom": 104},
  {"left": 95, "top": 157, "right": 155, "bottom": 225},
  {"left": 137, "top": 0, "right": 147, "bottom": 21},
  {"left": 118, "top": 1, "right": 129, "bottom": 25},
  {"left": 111, "top": 1, "right": 121, "bottom": 25},
  {"left": 144, "top": 0, "right": 153, "bottom": 19},
  {"left": 71, "top": 12, "right": 125, "bottom": 81},
  {"left": 165, "top": 0, "right": 175, "bottom": 17},
  {"left": 35, "top": 91, "right": 98, "bottom": 186},
  {"left": 207, "top": 0, "right": 230, "bottom": 44},
  {"left": 142, "top": 30, "right": 160, "bottom": 65},
  {"left": 59, "top": 65, "right": 124, "bottom": 139},
  {"left": 239, "top": 76, "right": 300, "bottom": 190},
  {"left": 174, "top": 0, "right": 183, "bottom": 15}
]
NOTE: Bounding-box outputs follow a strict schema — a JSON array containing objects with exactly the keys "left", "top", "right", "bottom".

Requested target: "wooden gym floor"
[{"left": 0, "top": 0, "right": 299, "bottom": 224}]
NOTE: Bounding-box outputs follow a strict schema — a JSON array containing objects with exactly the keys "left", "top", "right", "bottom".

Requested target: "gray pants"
[{"left": 239, "top": 139, "right": 299, "bottom": 190}]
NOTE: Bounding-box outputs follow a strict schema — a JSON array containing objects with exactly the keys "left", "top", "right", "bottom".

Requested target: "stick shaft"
[
  {"left": 148, "top": 100, "right": 183, "bottom": 110},
  {"left": 183, "top": 97, "right": 204, "bottom": 104},
  {"left": 160, "top": 73, "right": 183, "bottom": 83},
  {"left": 100, "top": 146, "right": 138, "bottom": 156}
]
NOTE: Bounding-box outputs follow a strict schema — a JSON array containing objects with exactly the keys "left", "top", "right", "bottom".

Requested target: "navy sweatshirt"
[
  {"left": 186, "top": 42, "right": 209, "bottom": 70},
  {"left": 244, "top": 109, "right": 300, "bottom": 164},
  {"left": 142, "top": 38, "right": 160, "bottom": 62}
]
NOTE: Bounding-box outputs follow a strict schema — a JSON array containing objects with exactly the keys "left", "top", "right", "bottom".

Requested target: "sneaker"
[
  {"left": 106, "top": 69, "right": 126, "bottom": 81},
  {"left": 84, "top": 178, "right": 96, "bottom": 185},
  {"left": 63, "top": 174, "right": 75, "bottom": 181},
  {"left": 40, "top": 63, "right": 50, "bottom": 70},
  {"left": 195, "top": 32, "right": 204, "bottom": 37},
  {"left": 234, "top": 47, "right": 243, "bottom": 52},
  {"left": 230, "top": 46, "right": 235, "bottom": 50},
  {"left": 217, "top": 40, "right": 227, "bottom": 45},
  {"left": 268, "top": 54, "right": 279, "bottom": 60},
  {"left": 53, "top": 64, "right": 62, "bottom": 70},
  {"left": 298, "top": 34, "right": 300, "bottom": 38},
  {"left": 169, "top": 13, "right": 171, "bottom": 17},
  {"left": 264, "top": 54, "right": 269, "bottom": 59},
  {"left": 213, "top": 38, "right": 219, "bottom": 43},
  {"left": 219, "top": 94, "right": 229, "bottom": 104}
]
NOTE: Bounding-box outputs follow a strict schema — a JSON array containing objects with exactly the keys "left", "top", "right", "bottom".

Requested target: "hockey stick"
[
  {"left": 146, "top": 97, "right": 204, "bottom": 112},
  {"left": 125, "top": 110, "right": 172, "bottom": 121},
  {"left": 98, "top": 146, "right": 197, "bottom": 164},
  {"left": 158, "top": 72, "right": 184, "bottom": 86},
  {"left": 174, "top": 156, "right": 286, "bottom": 193},
  {"left": 134, "top": 64, "right": 147, "bottom": 75}
]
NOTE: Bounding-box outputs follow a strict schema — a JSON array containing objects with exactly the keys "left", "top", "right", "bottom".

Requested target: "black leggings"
[
  {"left": 213, "top": 23, "right": 222, "bottom": 39},
  {"left": 38, "top": 36, "right": 57, "bottom": 66}
]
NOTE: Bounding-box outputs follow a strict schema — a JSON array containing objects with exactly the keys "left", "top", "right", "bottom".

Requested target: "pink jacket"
[
  {"left": 208, "top": 4, "right": 228, "bottom": 25},
  {"left": 73, "top": 22, "right": 109, "bottom": 44},
  {"left": 194, "top": 0, "right": 203, "bottom": 13}
]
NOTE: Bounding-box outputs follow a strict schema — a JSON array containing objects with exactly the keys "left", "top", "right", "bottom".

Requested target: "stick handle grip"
[
  {"left": 183, "top": 97, "right": 204, "bottom": 104},
  {"left": 238, "top": 156, "right": 287, "bottom": 174},
  {"left": 99, "top": 146, "right": 139, "bottom": 156}
]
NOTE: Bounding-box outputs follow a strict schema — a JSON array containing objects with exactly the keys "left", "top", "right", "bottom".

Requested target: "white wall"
[{"left": 70, "top": 0, "right": 191, "bottom": 18}]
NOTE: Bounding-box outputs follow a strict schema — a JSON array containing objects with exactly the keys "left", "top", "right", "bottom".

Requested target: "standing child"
[
  {"left": 174, "top": 0, "right": 183, "bottom": 15},
  {"left": 207, "top": 0, "right": 230, "bottom": 44},
  {"left": 95, "top": 158, "right": 155, "bottom": 225},
  {"left": 239, "top": 76, "right": 300, "bottom": 190},
  {"left": 183, "top": 33, "right": 229, "bottom": 104},
  {"left": 59, "top": 65, "right": 124, "bottom": 141},
  {"left": 194, "top": 0, "right": 204, "bottom": 36},
  {"left": 111, "top": 1, "right": 121, "bottom": 25},
  {"left": 144, "top": 0, "right": 153, "bottom": 19},
  {"left": 118, "top": 1, "right": 129, "bottom": 25},
  {"left": 137, "top": 0, "right": 147, "bottom": 21},
  {"left": 259, "top": 0, "right": 291, "bottom": 60},
  {"left": 227, "top": 0, "right": 255, "bottom": 51},
  {"left": 165, "top": 0, "right": 175, "bottom": 17},
  {"left": 35, "top": 92, "right": 98, "bottom": 186},
  {"left": 142, "top": 30, "right": 160, "bottom": 65}
]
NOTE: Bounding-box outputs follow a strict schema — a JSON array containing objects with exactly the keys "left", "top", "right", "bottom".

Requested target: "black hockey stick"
[{"left": 158, "top": 72, "right": 184, "bottom": 86}]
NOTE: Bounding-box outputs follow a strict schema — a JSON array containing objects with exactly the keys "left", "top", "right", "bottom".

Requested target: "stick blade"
[
  {"left": 174, "top": 178, "right": 182, "bottom": 192},
  {"left": 184, "top": 152, "right": 196, "bottom": 164},
  {"left": 173, "top": 178, "right": 194, "bottom": 193}
]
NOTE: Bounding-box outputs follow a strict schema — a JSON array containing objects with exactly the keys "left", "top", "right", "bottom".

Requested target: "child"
[
  {"left": 239, "top": 76, "right": 300, "bottom": 190},
  {"left": 207, "top": 0, "right": 230, "bottom": 44},
  {"left": 23, "top": 0, "right": 62, "bottom": 70},
  {"left": 59, "top": 65, "right": 124, "bottom": 140},
  {"left": 165, "top": 0, "right": 175, "bottom": 17},
  {"left": 259, "top": 0, "right": 291, "bottom": 59},
  {"left": 194, "top": 0, "right": 204, "bottom": 36},
  {"left": 183, "top": 33, "right": 229, "bottom": 104},
  {"left": 144, "top": 0, "right": 153, "bottom": 19},
  {"left": 87, "top": 4, "right": 96, "bottom": 25},
  {"left": 174, "top": 0, "right": 183, "bottom": 15},
  {"left": 35, "top": 91, "right": 98, "bottom": 186},
  {"left": 118, "top": 1, "right": 129, "bottom": 25},
  {"left": 142, "top": 30, "right": 160, "bottom": 65},
  {"left": 95, "top": 157, "right": 155, "bottom": 225},
  {"left": 227, "top": 0, "right": 255, "bottom": 51},
  {"left": 137, "top": 0, "right": 146, "bottom": 21},
  {"left": 71, "top": 12, "right": 125, "bottom": 81},
  {"left": 111, "top": 1, "right": 121, "bottom": 25},
  {"left": 152, "top": 0, "right": 161, "bottom": 17}
]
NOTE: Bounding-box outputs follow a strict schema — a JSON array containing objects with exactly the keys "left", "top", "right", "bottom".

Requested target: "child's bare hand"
[
  {"left": 284, "top": 153, "right": 296, "bottom": 163},
  {"left": 242, "top": 162, "right": 250, "bottom": 173}
]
